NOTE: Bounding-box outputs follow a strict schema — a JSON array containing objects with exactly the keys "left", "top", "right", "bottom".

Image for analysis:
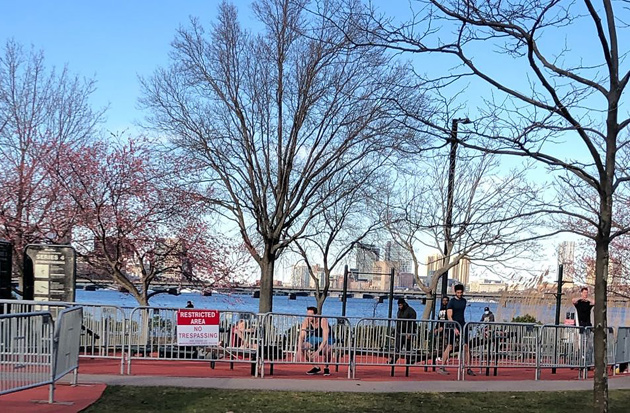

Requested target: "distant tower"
[
  {"left": 355, "top": 242, "right": 380, "bottom": 274},
  {"left": 426, "top": 254, "right": 470, "bottom": 287},
  {"left": 291, "top": 263, "right": 311, "bottom": 288},
  {"left": 384, "top": 241, "right": 411, "bottom": 273},
  {"left": 426, "top": 254, "right": 442, "bottom": 282},
  {"left": 450, "top": 257, "right": 470, "bottom": 287},
  {"left": 557, "top": 241, "right": 576, "bottom": 285}
]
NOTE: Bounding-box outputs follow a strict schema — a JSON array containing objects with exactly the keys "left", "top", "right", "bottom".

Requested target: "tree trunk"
[
  {"left": 421, "top": 292, "right": 435, "bottom": 319},
  {"left": 593, "top": 236, "right": 609, "bottom": 412},
  {"left": 316, "top": 293, "right": 326, "bottom": 315},
  {"left": 258, "top": 247, "right": 275, "bottom": 313}
]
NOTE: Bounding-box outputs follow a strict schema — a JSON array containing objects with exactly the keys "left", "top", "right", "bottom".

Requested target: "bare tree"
[
  {"left": 384, "top": 148, "right": 546, "bottom": 319},
  {"left": 0, "top": 40, "right": 104, "bottom": 278},
  {"left": 343, "top": 1, "right": 630, "bottom": 410},
  {"left": 291, "top": 168, "right": 384, "bottom": 313},
  {"left": 140, "top": 0, "right": 424, "bottom": 312}
]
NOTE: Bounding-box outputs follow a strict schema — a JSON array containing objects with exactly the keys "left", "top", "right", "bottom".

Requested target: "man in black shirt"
[
  {"left": 437, "top": 284, "right": 475, "bottom": 376},
  {"left": 391, "top": 298, "right": 417, "bottom": 364},
  {"left": 572, "top": 287, "right": 595, "bottom": 327}
]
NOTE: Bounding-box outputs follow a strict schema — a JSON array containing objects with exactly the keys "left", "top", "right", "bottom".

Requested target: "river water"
[
  {"left": 75, "top": 289, "right": 630, "bottom": 326},
  {"left": 76, "top": 289, "right": 491, "bottom": 321}
]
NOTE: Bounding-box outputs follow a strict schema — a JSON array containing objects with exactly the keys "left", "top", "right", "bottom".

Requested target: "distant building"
[
  {"left": 291, "top": 263, "right": 311, "bottom": 288},
  {"left": 308, "top": 264, "right": 326, "bottom": 289},
  {"left": 91, "top": 236, "right": 191, "bottom": 283},
  {"left": 371, "top": 260, "right": 397, "bottom": 290},
  {"left": 354, "top": 242, "right": 380, "bottom": 275},
  {"left": 397, "top": 272, "right": 415, "bottom": 289},
  {"left": 468, "top": 279, "right": 507, "bottom": 293},
  {"left": 383, "top": 241, "right": 412, "bottom": 273},
  {"left": 291, "top": 262, "right": 327, "bottom": 289},
  {"left": 426, "top": 254, "right": 470, "bottom": 287},
  {"left": 557, "top": 241, "right": 575, "bottom": 286}
]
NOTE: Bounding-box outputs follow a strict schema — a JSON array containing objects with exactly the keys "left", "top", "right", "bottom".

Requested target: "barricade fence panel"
[
  {"left": 127, "top": 307, "right": 259, "bottom": 374},
  {"left": 73, "top": 304, "right": 127, "bottom": 360},
  {"left": 3, "top": 300, "right": 629, "bottom": 382},
  {"left": 351, "top": 318, "right": 462, "bottom": 378},
  {"left": 259, "top": 313, "right": 352, "bottom": 378},
  {"left": 0, "top": 299, "right": 127, "bottom": 373},
  {"left": 584, "top": 327, "right": 616, "bottom": 369},
  {"left": 538, "top": 325, "right": 588, "bottom": 369},
  {"left": 0, "top": 299, "right": 69, "bottom": 319},
  {"left": 52, "top": 307, "right": 83, "bottom": 382},
  {"left": 463, "top": 322, "right": 539, "bottom": 378},
  {"left": 616, "top": 327, "right": 630, "bottom": 365},
  {"left": 0, "top": 312, "right": 54, "bottom": 396}
]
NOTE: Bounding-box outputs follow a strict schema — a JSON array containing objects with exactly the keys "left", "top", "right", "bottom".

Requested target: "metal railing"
[
  {"left": 259, "top": 313, "right": 352, "bottom": 378},
  {"left": 463, "top": 322, "right": 539, "bottom": 379},
  {"left": 127, "top": 307, "right": 260, "bottom": 375},
  {"left": 351, "top": 318, "right": 462, "bottom": 379},
  {"left": 538, "top": 324, "right": 593, "bottom": 379},
  {"left": 0, "top": 307, "right": 83, "bottom": 403},
  {"left": 3, "top": 299, "right": 627, "bottom": 382},
  {"left": 73, "top": 303, "right": 127, "bottom": 374},
  {"left": 49, "top": 307, "right": 83, "bottom": 402},
  {"left": 0, "top": 299, "right": 69, "bottom": 318},
  {"left": 583, "top": 327, "right": 616, "bottom": 377},
  {"left": 0, "top": 299, "right": 127, "bottom": 373},
  {"left": 0, "top": 312, "right": 54, "bottom": 396},
  {"left": 615, "top": 327, "right": 630, "bottom": 369}
]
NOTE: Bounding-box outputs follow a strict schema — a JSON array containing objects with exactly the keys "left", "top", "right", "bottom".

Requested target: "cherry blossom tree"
[
  {"left": 52, "top": 136, "right": 243, "bottom": 306},
  {"left": 0, "top": 40, "right": 104, "bottom": 278}
]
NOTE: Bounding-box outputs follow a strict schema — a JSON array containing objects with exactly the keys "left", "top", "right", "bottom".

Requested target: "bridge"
[{"left": 70, "top": 279, "right": 523, "bottom": 301}]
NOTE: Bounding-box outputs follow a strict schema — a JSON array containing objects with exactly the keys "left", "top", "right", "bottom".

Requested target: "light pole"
[{"left": 441, "top": 117, "right": 471, "bottom": 299}]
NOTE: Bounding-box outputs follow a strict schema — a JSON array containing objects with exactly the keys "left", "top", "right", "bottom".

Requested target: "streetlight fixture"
[{"left": 441, "top": 117, "right": 471, "bottom": 299}]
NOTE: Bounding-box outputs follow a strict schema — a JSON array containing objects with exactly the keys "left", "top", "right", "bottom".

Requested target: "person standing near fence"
[
  {"left": 572, "top": 287, "right": 595, "bottom": 327},
  {"left": 438, "top": 284, "right": 476, "bottom": 376},
  {"left": 389, "top": 298, "right": 417, "bottom": 364},
  {"left": 480, "top": 307, "right": 495, "bottom": 322},
  {"left": 434, "top": 296, "right": 451, "bottom": 361}
]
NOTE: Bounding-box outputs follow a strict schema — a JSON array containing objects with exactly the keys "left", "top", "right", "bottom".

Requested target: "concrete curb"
[{"left": 76, "top": 374, "right": 630, "bottom": 393}]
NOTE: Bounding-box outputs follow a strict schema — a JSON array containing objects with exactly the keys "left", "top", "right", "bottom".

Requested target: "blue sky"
[
  {"left": 1, "top": 1, "right": 619, "bottom": 283},
  {"left": 0, "top": 1, "right": 243, "bottom": 133}
]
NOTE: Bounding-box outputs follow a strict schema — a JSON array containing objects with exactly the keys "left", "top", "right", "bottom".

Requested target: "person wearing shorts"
[
  {"left": 437, "top": 284, "right": 475, "bottom": 376},
  {"left": 299, "top": 306, "right": 333, "bottom": 376}
]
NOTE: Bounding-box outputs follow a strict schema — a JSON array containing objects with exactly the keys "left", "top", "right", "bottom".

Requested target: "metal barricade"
[
  {"left": 615, "top": 327, "right": 630, "bottom": 370},
  {"left": 72, "top": 303, "right": 127, "bottom": 374},
  {"left": 583, "top": 326, "right": 616, "bottom": 377},
  {"left": 351, "top": 318, "right": 462, "bottom": 379},
  {"left": 50, "top": 307, "right": 83, "bottom": 402},
  {"left": 464, "top": 322, "right": 539, "bottom": 379},
  {"left": 127, "top": 307, "right": 259, "bottom": 375},
  {"left": 538, "top": 324, "right": 589, "bottom": 377},
  {"left": 0, "top": 299, "right": 127, "bottom": 373},
  {"left": 259, "top": 313, "right": 352, "bottom": 378},
  {"left": 0, "top": 312, "right": 54, "bottom": 396},
  {"left": 0, "top": 299, "right": 69, "bottom": 319}
]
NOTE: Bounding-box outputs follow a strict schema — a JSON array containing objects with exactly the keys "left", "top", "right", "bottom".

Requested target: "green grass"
[{"left": 82, "top": 387, "right": 630, "bottom": 413}]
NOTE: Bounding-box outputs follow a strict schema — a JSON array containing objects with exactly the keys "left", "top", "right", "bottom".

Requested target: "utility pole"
[
  {"left": 441, "top": 118, "right": 471, "bottom": 298},
  {"left": 342, "top": 265, "right": 349, "bottom": 317},
  {"left": 552, "top": 264, "right": 564, "bottom": 374}
]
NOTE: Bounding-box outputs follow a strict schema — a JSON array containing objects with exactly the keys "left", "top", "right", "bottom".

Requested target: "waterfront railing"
[{"left": 1, "top": 299, "right": 627, "bottom": 381}]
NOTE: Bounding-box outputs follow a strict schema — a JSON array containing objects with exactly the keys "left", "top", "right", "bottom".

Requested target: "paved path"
[
  {"left": 5, "top": 366, "right": 630, "bottom": 413},
  {"left": 80, "top": 373, "right": 630, "bottom": 393}
]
